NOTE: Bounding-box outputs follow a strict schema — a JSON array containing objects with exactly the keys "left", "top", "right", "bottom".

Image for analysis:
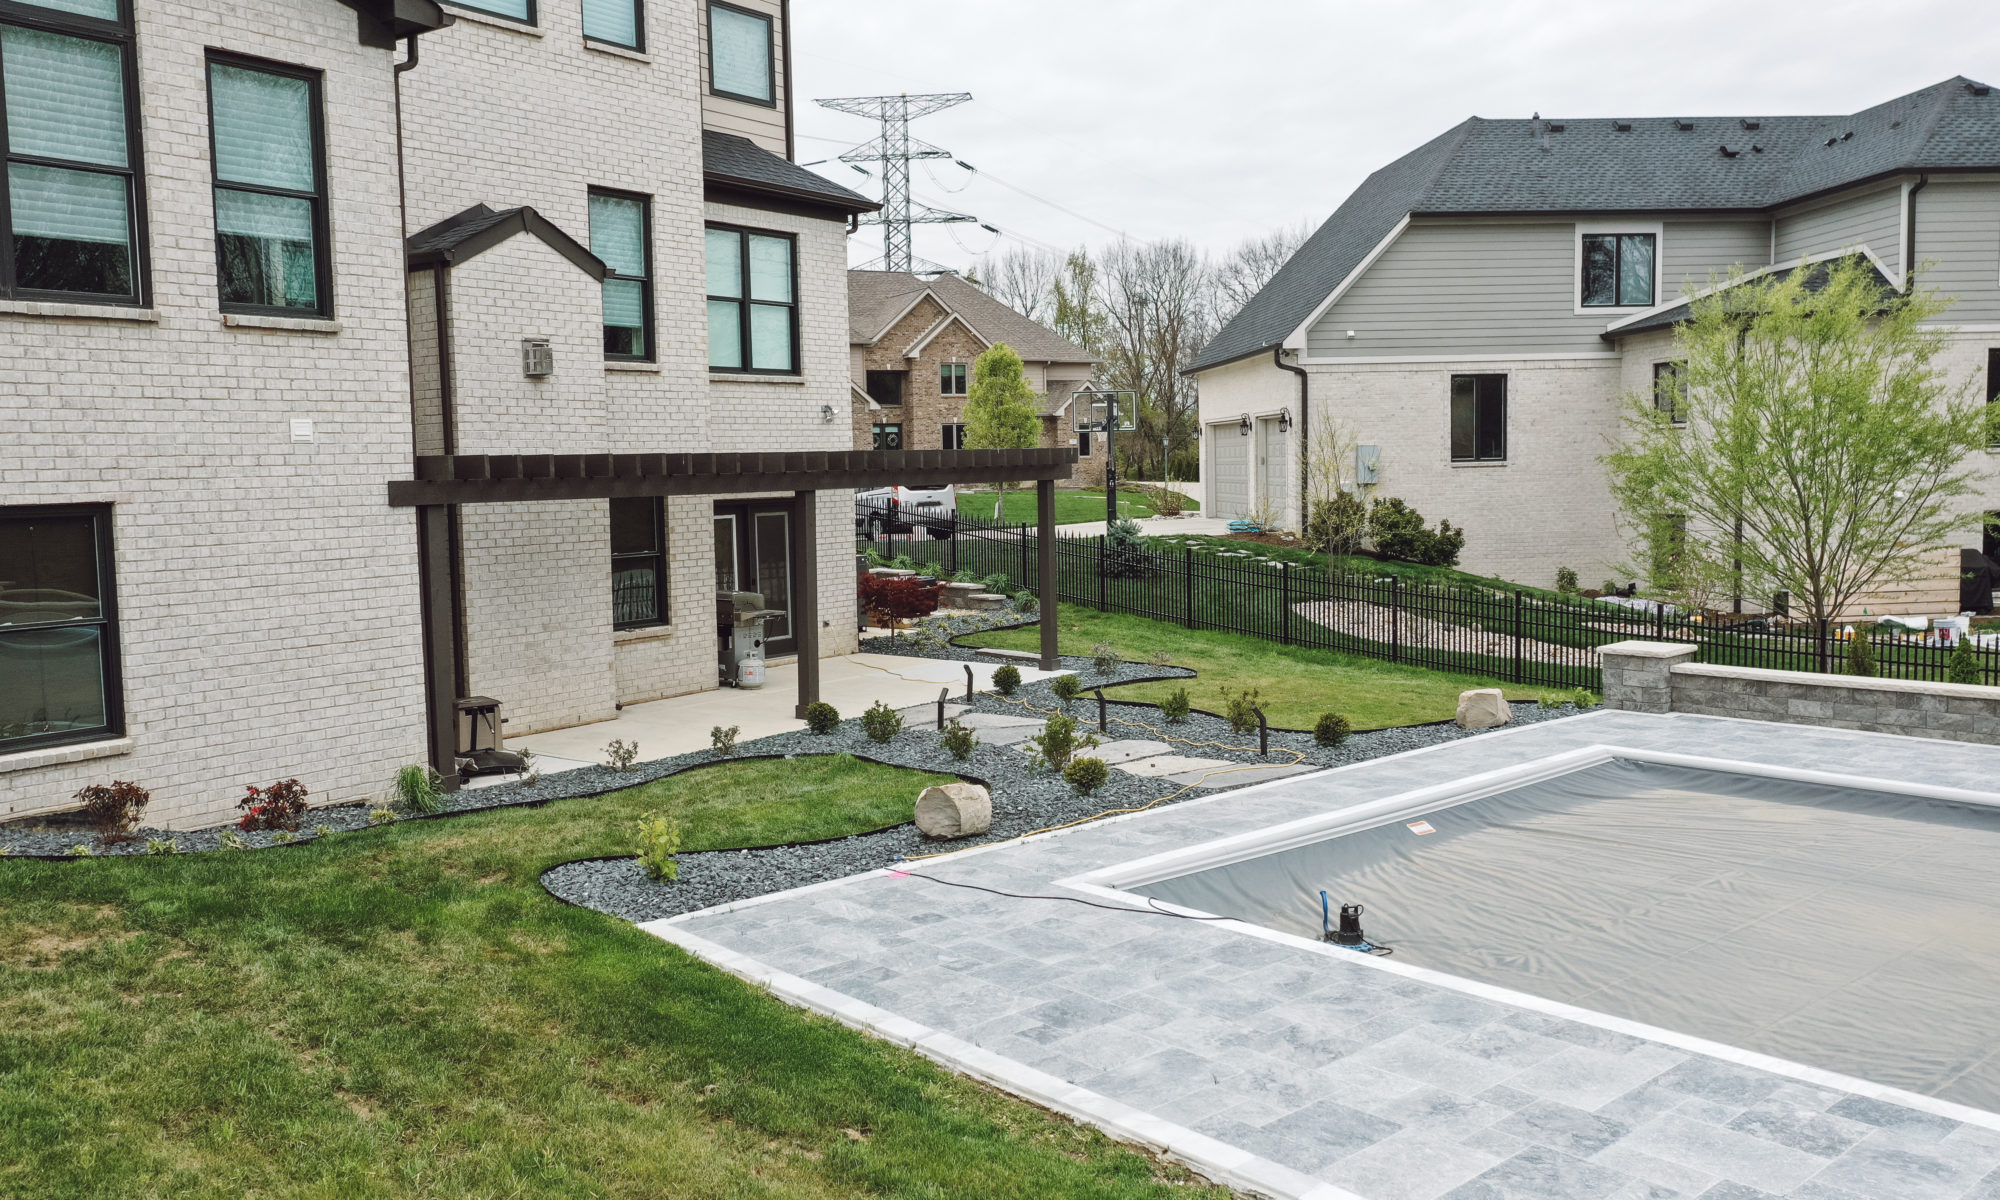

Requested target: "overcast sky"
[{"left": 792, "top": 0, "right": 2000, "bottom": 273}]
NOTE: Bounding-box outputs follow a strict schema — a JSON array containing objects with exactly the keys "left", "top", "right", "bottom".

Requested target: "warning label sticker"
[{"left": 1406, "top": 820, "right": 1436, "bottom": 835}]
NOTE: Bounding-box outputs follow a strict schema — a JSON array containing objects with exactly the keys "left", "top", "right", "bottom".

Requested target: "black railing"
[{"left": 859, "top": 509, "right": 2000, "bottom": 690}]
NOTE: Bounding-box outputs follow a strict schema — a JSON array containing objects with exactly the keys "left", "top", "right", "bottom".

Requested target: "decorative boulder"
[
  {"left": 914, "top": 782, "right": 991, "bottom": 839},
  {"left": 1455, "top": 688, "right": 1511, "bottom": 729}
]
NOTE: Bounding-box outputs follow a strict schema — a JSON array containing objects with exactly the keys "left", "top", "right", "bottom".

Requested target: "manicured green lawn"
[
  {"left": 1146, "top": 533, "right": 1575, "bottom": 602},
  {"left": 960, "top": 609, "right": 1559, "bottom": 729},
  {"left": 0, "top": 754, "right": 1226, "bottom": 1200},
  {"left": 963, "top": 487, "right": 1197, "bottom": 526}
]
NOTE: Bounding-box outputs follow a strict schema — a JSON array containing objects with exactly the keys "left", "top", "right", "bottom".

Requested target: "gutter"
[
  {"left": 1904, "top": 173, "right": 1928, "bottom": 289},
  {"left": 1273, "top": 346, "right": 1309, "bottom": 530}
]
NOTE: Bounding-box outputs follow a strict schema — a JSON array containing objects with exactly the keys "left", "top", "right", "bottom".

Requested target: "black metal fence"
[{"left": 860, "top": 510, "right": 2000, "bottom": 690}]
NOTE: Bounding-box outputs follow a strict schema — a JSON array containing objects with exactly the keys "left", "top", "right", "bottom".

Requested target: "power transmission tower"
[{"left": 816, "top": 92, "right": 976, "bottom": 273}]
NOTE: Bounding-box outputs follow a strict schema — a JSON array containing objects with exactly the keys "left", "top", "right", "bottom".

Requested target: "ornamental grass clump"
[
  {"left": 393, "top": 764, "right": 444, "bottom": 815},
  {"left": 804, "top": 701, "right": 841, "bottom": 734},
  {"left": 1313, "top": 712, "right": 1352, "bottom": 748},
  {"left": 860, "top": 700, "right": 902, "bottom": 744},
  {"left": 940, "top": 718, "right": 977, "bottom": 761},
  {"left": 634, "top": 811, "right": 681, "bottom": 882},
  {"left": 990, "top": 664, "right": 1021, "bottom": 696},
  {"left": 1063, "top": 756, "right": 1110, "bottom": 796}
]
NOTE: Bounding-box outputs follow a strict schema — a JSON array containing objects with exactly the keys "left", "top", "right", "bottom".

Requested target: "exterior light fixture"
[
  {"left": 819, "top": 404, "right": 834, "bottom": 424},
  {"left": 1238, "top": 415, "right": 1252, "bottom": 436},
  {"left": 1277, "top": 408, "right": 1292, "bottom": 434}
]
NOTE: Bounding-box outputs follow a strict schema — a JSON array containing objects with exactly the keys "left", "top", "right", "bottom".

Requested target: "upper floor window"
[
  {"left": 589, "top": 189, "right": 651, "bottom": 359},
  {"left": 940, "top": 362, "right": 968, "bottom": 396},
  {"left": 705, "top": 224, "right": 795, "bottom": 373},
  {"left": 1582, "top": 232, "right": 1654, "bottom": 307},
  {"left": 1449, "top": 373, "right": 1506, "bottom": 462},
  {"left": 582, "top": 0, "right": 639, "bottom": 49},
  {"left": 0, "top": 504, "right": 121, "bottom": 754},
  {"left": 708, "top": 1, "right": 772, "bottom": 105},
  {"left": 452, "top": 0, "right": 533, "bottom": 24},
  {"left": 610, "top": 497, "right": 667, "bottom": 628},
  {"left": 1653, "top": 360, "right": 1686, "bottom": 425},
  {"left": 865, "top": 370, "right": 904, "bottom": 406},
  {"left": 1, "top": 0, "right": 144, "bottom": 304},
  {"left": 208, "top": 55, "right": 329, "bottom": 316}
]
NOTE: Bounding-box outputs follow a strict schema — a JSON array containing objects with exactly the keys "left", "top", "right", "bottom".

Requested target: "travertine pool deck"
[{"left": 644, "top": 711, "right": 2000, "bottom": 1200}]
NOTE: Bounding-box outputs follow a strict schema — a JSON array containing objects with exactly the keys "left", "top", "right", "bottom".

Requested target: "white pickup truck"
[{"left": 855, "top": 484, "right": 956, "bottom": 540}]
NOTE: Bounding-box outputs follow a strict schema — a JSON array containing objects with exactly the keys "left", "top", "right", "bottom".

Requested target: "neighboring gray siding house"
[{"left": 1194, "top": 78, "right": 2000, "bottom": 608}]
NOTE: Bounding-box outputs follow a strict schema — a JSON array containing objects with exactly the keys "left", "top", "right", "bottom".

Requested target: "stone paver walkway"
[{"left": 648, "top": 711, "right": 2000, "bottom": 1200}]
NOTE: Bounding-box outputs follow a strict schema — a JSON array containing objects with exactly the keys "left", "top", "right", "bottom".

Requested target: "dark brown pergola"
[{"left": 387, "top": 447, "right": 1075, "bottom": 783}]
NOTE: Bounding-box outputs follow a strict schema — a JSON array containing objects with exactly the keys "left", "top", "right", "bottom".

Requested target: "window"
[
  {"left": 610, "top": 497, "right": 666, "bottom": 628},
  {"left": 940, "top": 362, "right": 967, "bottom": 396},
  {"left": 1, "top": 0, "right": 144, "bottom": 303},
  {"left": 1449, "top": 374, "right": 1506, "bottom": 462},
  {"left": 707, "top": 1, "right": 772, "bottom": 105},
  {"left": 582, "top": 0, "right": 640, "bottom": 48},
  {"left": 1582, "top": 232, "right": 1655, "bottom": 307},
  {"left": 207, "top": 55, "right": 328, "bottom": 315},
  {"left": 1653, "top": 360, "right": 1686, "bottom": 425},
  {"left": 872, "top": 423, "right": 902, "bottom": 451},
  {"left": 1079, "top": 429, "right": 1093, "bottom": 457},
  {"left": 942, "top": 423, "right": 966, "bottom": 450},
  {"left": 864, "top": 370, "right": 904, "bottom": 406},
  {"left": 0, "top": 505, "right": 120, "bottom": 754},
  {"left": 590, "top": 190, "right": 651, "bottom": 359},
  {"left": 451, "top": 0, "right": 533, "bottom": 23},
  {"left": 705, "top": 224, "right": 795, "bottom": 372},
  {"left": 1987, "top": 349, "right": 2000, "bottom": 447}
]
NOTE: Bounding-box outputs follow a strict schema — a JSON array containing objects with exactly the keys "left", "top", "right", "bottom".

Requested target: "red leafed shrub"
[
  {"left": 238, "top": 778, "right": 309, "bottom": 831},
  {"left": 859, "top": 574, "right": 941, "bottom": 626},
  {"left": 74, "top": 780, "right": 151, "bottom": 840}
]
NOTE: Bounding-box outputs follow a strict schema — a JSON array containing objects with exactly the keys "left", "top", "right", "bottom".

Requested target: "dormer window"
[
  {"left": 1581, "top": 232, "right": 1655, "bottom": 308},
  {"left": 708, "top": 2, "right": 773, "bottom": 106}
]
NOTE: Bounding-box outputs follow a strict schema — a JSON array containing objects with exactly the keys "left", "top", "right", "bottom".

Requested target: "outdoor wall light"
[
  {"left": 1277, "top": 408, "right": 1293, "bottom": 434},
  {"left": 819, "top": 404, "right": 835, "bottom": 423},
  {"left": 1238, "top": 415, "right": 1252, "bottom": 436}
]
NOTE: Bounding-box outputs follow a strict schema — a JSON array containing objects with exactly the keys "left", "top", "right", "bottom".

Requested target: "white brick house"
[
  {"left": 1194, "top": 79, "right": 2000, "bottom": 609},
  {"left": 0, "top": 0, "right": 1068, "bottom": 829}
]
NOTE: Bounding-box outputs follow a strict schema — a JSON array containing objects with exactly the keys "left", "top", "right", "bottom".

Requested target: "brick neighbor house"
[{"left": 847, "top": 270, "right": 1104, "bottom": 485}]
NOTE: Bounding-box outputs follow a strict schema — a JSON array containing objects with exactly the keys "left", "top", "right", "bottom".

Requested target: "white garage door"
[{"left": 1211, "top": 428, "right": 1248, "bottom": 519}]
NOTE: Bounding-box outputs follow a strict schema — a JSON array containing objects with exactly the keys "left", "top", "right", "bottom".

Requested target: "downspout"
[
  {"left": 1903, "top": 173, "right": 1928, "bottom": 289},
  {"left": 779, "top": 0, "right": 795, "bottom": 161},
  {"left": 1273, "top": 346, "right": 1309, "bottom": 530},
  {"left": 393, "top": 36, "right": 419, "bottom": 240}
]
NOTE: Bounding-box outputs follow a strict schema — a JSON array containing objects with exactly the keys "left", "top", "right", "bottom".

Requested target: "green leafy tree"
[
  {"left": 1604, "top": 255, "right": 1993, "bottom": 649},
  {"left": 962, "top": 342, "right": 1044, "bottom": 519}
]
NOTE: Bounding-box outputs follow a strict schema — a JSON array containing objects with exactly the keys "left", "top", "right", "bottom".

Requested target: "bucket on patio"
[{"left": 721, "top": 591, "right": 785, "bottom": 689}]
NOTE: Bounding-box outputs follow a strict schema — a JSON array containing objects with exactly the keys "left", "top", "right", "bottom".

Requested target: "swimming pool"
[{"left": 1128, "top": 753, "right": 2000, "bottom": 1111}]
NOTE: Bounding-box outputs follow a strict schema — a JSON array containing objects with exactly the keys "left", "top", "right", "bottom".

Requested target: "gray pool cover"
[{"left": 1138, "top": 758, "right": 2000, "bottom": 1111}]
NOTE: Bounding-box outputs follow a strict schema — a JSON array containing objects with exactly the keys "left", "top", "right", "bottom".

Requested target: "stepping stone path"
[
  {"left": 952, "top": 712, "right": 1047, "bottom": 746},
  {"left": 1020, "top": 735, "right": 1326, "bottom": 789}
]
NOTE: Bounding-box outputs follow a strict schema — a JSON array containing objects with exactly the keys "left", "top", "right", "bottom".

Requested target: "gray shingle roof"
[
  {"left": 1193, "top": 77, "right": 2000, "bottom": 372},
  {"left": 703, "top": 131, "right": 879, "bottom": 215},
  {"left": 848, "top": 270, "right": 1098, "bottom": 364},
  {"left": 406, "top": 203, "right": 604, "bottom": 278},
  {"left": 1603, "top": 256, "right": 1899, "bottom": 338}
]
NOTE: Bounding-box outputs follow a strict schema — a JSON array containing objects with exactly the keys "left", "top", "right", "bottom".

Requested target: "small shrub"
[
  {"left": 952, "top": 568, "right": 980, "bottom": 584},
  {"left": 1555, "top": 566, "right": 1579, "bottom": 594},
  {"left": 1601, "top": 579, "right": 1619, "bottom": 596},
  {"left": 804, "top": 701, "right": 841, "bottom": 734},
  {"left": 1147, "top": 486, "right": 1187, "bottom": 517},
  {"left": 710, "top": 725, "right": 741, "bottom": 757},
  {"left": 1947, "top": 637, "right": 1983, "bottom": 685},
  {"left": 67, "top": 843, "right": 92, "bottom": 858},
  {"left": 1313, "top": 712, "right": 1352, "bottom": 748},
  {"left": 604, "top": 738, "right": 639, "bottom": 771},
  {"left": 0, "top": 845, "right": 10, "bottom": 857},
  {"left": 1221, "top": 687, "right": 1262, "bottom": 735},
  {"left": 941, "top": 718, "right": 977, "bottom": 761},
  {"left": 394, "top": 764, "right": 443, "bottom": 815},
  {"left": 1845, "top": 630, "right": 1877, "bottom": 678},
  {"left": 860, "top": 700, "right": 902, "bottom": 743},
  {"left": 991, "top": 663, "right": 1022, "bottom": 695},
  {"left": 1026, "top": 711, "right": 1099, "bottom": 772},
  {"left": 1102, "top": 517, "right": 1150, "bottom": 579},
  {"left": 1011, "top": 590, "right": 1037, "bottom": 612},
  {"left": 859, "top": 573, "right": 943, "bottom": 627},
  {"left": 144, "top": 838, "right": 178, "bottom": 855},
  {"left": 272, "top": 830, "right": 295, "bottom": 845},
  {"left": 238, "top": 778, "right": 308, "bottom": 832},
  {"left": 73, "top": 780, "right": 150, "bottom": 837},
  {"left": 313, "top": 823, "right": 333, "bottom": 838},
  {"left": 367, "top": 808, "right": 397, "bottom": 826},
  {"left": 634, "top": 811, "right": 681, "bottom": 882},
  {"left": 220, "top": 830, "right": 249, "bottom": 849},
  {"left": 1159, "top": 687, "right": 1191, "bottom": 723},
  {"left": 1367, "top": 497, "right": 1464, "bottom": 567},
  {"left": 1304, "top": 492, "right": 1369, "bottom": 555},
  {"left": 1063, "top": 756, "right": 1110, "bottom": 795},
  {"left": 1090, "top": 641, "right": 1121, "bottom": 675},
  {"left": 1148, "top": 650, "right": 1173, "bottom": 667},
  {"left": 1050, "top": 673, "right": 1083, "bottom": 707},
  {"left": 890, "top": 554, "right": 917, "bottom": 571}
]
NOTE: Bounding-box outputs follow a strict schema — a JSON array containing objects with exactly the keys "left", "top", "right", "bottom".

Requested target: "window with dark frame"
[
  {"left": 705, "top": 224, "right": 796, "bottom": 372},
  {"left": 590, "top": 189, "right": 651, "bottom": 359},
  {"left": 707, "top": 1, "right": 772, "bottom": 105},
  {"left": 207, "top": 53, "right": 329, "bottom": 316},
  {"left": 450, "top": 0, "right": 533, "bottom": 24},
  {"left": 872, "top": 423, "right": 902, "bottom": 451},
  {"left": 940, "top": 362, "right": 967, "bottom": 396},
  {"left": 1581, "top": 232, "right": 1655, "bottom": 307},
  {"left": 941, "top": 423, "right": 966, "bottom": 450},
  {"left": 1987, "top": 349, "right": 2000, "bottom": 447},
  {"left": 609, "top": 497, "right": 667, "bottom": 628},
  {"left": 1, "top": 0, "right": 145, "bottom": 304},
  {"left": 1653, "top": 360, "right": 1687, "bottom": 425},
  {"left": 1449, "top": 374, "right": 1506, "bottom": 462},
  {"left": 0, "top": 504, "right": 121, "bottom": 754},
  {"left": 864, "top": 370, "right": 904, "bottom": 406},
  {"left": 1079, "top": 429, "right": 1093, "bottom": 457},
  {"left": 581, "top": 0, "right": 640, "bottom": 48}
]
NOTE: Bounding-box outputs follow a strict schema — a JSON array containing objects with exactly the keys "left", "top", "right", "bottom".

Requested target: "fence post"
[
  {"left": 1281, "top": 562, "right": 1292, "bottom": 646},
  {"left": 1184, "top": 546, "right": 1195, "bottom": 630},
  {"left": 1097, "top": 535, "right": 1107, "bottom": 612},
  {"left": 949, "top": 524, "right": 958, "bottom": 575},
  {"left": 1019, "top": 522, "right": 1028, "bottom": 593},
  {"left": 1513, "top": 590, "right": 1524, "bottom": 683},
  {"left": 1391, "top": 576, "right": 1401, "bottom": 662}
]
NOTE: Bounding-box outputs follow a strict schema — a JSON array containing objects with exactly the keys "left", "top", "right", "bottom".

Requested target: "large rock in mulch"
[
  {"left": 1456, "top": 688, "right": 1512, "bottom": 729},
  {"left": 914, "top": 782, "right": 992, "bottom": 838}
]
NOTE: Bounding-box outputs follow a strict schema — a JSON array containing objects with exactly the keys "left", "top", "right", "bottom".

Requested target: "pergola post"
[
  {"left": 415, "top": 504, "right": 461, "bottom": 790},
  {"left": 792, "top": 489, "right": 821, "bottom": 718},
  {"left": 1037, "top": 478, "right": 1057, "bottom": 671}
]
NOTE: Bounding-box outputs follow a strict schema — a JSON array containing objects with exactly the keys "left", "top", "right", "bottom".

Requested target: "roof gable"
[{"left": 406, "top": 204, "right": 604, "bottom": 278}]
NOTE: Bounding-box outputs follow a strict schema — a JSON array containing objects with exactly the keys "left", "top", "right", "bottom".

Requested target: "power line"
[
  {"left": 814, "top": 93, "right": 977, "bottom": 273},
  {"left": 954, "top": 160, "right": 1132, "bottom": 241}
]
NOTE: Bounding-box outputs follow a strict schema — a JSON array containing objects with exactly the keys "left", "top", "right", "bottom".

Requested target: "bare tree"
[
  {"left": 970, "top": 246, "right": 1062, "bottom": 325},
  {"left": 1212, "top": 222, "right": 1312, "bottom": 324},
  {"left": 1095, "top": 239, "right": 1217, "bottom": 480}
]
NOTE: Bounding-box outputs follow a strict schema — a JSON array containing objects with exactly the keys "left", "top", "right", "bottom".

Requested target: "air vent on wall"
[{"left": 522, "top": 338, "right": 554, "bottom": 378}]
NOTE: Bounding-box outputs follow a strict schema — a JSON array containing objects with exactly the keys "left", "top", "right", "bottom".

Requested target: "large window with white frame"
[
  {"left": 940, "top": 361, "right": 968, "bottom": 396},
  {"left": 0, "top": 504, "right": 121, "bottom": 754},
  {"left": 707, "top": 1, "right": 773, "bottom": 105},
  {"left": 0, "top": 0, "right": 145, "bottom": 304},
  {"left": 207, "top": 53, "right": 330, "bottom": 316},
  {"left": 1581, "top": 231, "right": 1656, "bottom": 308},
  {"left": 705, "top": 223, "right": 795, "bottom": 373}
]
